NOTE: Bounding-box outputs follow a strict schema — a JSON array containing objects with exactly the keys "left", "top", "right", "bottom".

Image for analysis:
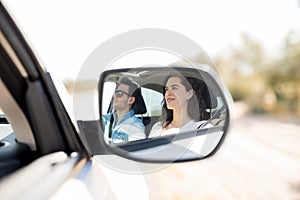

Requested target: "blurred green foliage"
[{"left": 214, "top": 32, "right": 300, "bottom": 117}]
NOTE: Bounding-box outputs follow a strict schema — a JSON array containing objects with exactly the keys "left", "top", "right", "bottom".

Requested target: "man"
[{"left": 102, "top": 77, "right": 146, "bottom": 143}]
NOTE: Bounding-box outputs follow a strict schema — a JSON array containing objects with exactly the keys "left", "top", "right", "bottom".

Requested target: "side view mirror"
[{"left": 79, "top": 63, "right": 232, "bottom": 163}]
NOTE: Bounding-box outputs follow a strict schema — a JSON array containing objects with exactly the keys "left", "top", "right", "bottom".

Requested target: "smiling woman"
[{"left": 149, "top": 73, "right": 213, "bottom": 138}]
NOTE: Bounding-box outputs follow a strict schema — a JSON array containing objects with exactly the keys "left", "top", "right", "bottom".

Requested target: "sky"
[{"left": 3, "top": 0, "right": 300, "bottom": 80}]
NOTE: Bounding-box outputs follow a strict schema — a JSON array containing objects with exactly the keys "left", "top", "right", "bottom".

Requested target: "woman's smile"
[{"left": 166, "top": 97, "right": 175, "bottom": 103}]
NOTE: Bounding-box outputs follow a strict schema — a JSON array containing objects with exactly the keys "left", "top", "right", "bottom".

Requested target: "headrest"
[{"left": 132, "top": 92, "right": 147, "bottom": 115}]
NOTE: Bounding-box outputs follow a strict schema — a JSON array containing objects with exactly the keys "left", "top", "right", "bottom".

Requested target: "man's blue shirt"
[{"left": 102, "top": 110, "right": 145, "bottom": 143}]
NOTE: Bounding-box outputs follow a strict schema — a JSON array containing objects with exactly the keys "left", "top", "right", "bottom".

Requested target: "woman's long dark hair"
[{"left": 161, "top": 74, "right": 212, "bottom": 128}]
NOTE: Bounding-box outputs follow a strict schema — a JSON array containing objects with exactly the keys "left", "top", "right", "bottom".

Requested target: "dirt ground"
[{"left": 144, "top": 115, "right": 300, "bottom": 200}]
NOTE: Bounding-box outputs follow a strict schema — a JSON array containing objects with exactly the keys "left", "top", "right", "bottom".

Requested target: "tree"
[
  {"left": 214, "top": 33, "right": 268, "bottom": 113},
  {"left": 264, "top": 31, "right": 300, "bottom": 116}
]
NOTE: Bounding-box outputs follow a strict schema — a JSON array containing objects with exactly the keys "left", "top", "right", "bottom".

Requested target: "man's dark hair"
[{"left": 117, "top": 76, "right": 140, "bottom": 98}]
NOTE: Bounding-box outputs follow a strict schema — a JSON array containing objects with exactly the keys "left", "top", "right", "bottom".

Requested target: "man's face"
[{"left": 113, "top": 84, "right": 131, "bottom": 111}]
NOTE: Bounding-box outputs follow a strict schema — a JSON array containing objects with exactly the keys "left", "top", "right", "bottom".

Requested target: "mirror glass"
[{"left": 98, "top": 65, "right": 231, "bottom": 162}]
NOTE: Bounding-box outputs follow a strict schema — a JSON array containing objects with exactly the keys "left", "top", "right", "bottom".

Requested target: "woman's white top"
[
  {"left": 149, "top": 120, "right": 212, "bottom": 137},
  {"left": 148, "top": 120, "right": 215, "bottom": 155}
]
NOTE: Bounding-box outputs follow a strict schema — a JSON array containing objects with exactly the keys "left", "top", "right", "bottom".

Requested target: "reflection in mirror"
[{"left": 98, "top": 65, "right": 230, "bottom": 162}]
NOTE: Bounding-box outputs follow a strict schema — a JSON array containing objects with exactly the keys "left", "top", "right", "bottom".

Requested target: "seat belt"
[{"left": 108, "top": 114, "right": 114, "bottom": 138}]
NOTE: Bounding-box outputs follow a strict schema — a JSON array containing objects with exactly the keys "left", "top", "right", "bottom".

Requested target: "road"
[{"left": 144, "top": 115, "right": 300, "bottom": 200}]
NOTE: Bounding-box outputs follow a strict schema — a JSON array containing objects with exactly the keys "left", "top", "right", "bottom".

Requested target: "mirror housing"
[{"left": 88, "top": 63, "right": 233, "bottom": 163}]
